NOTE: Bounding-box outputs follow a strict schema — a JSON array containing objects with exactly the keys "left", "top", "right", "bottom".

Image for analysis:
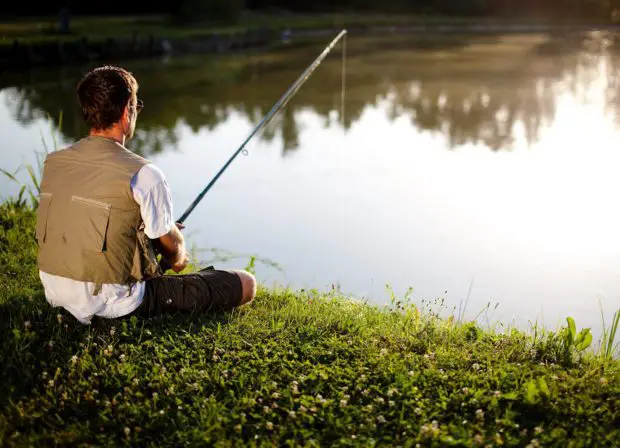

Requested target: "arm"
[
  {"left": 156, "top": 223, "right": 189, "bottom": 273},
  {"left": 131, "top": 164, "right": 189, "bottom": 273}
]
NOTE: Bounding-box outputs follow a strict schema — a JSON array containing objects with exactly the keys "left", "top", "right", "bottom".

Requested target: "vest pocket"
[
  {"left": 35, "top": 192, "right": 52, "bottom": 245},
  {"left": 70, "top": 196, "right": 111, "bottom": 252}
]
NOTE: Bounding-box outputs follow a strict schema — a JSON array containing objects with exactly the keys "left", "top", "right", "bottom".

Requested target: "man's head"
[{"left": 77, "top": 65, "right": 142, "bottom": 141}]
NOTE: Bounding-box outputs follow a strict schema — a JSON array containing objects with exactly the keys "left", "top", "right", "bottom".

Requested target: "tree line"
[
  {"left": 2, "top": 0, "right": 620, "bottom": 22},
  {"left": 4, "top": 33, "right": 616, "bottom": 156}
]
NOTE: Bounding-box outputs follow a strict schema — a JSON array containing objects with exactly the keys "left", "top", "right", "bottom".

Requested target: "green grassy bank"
[{"left": 0, "top": 198, "right": 618, "bottom": 446}]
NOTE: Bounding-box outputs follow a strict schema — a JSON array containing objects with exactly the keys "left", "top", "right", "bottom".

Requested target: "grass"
[
  {"left": 0, "top": 199, "right": 619, "bottom": 446},
  {"left": 0, "top": 12, "right": 601, "bottom": 46}
]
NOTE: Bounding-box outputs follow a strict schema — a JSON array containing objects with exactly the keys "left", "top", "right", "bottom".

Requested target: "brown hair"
[{"left": 76, "top": 65, "right": 138, "bottom": 130}]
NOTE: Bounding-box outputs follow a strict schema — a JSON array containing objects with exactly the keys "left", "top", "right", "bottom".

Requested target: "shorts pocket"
[{"left": 69, "top": 195, "right": 111, "bottom": 252}]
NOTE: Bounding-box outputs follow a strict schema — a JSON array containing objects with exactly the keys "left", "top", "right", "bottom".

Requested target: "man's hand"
[
  {"left": 171, "top": 252, "right": 190, "bottom": 273},
  {"left": 157, "top": 222, "right": 189, "bottom": 273}
]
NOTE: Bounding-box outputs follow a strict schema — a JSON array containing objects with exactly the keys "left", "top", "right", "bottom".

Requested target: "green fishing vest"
[{"left": 36, "top": 136, "right": 161, "bottom": 292}]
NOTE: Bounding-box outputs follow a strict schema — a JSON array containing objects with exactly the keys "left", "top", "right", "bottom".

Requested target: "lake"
[{"left": 1, "top": 31, "right": 619, "bottom": 339}]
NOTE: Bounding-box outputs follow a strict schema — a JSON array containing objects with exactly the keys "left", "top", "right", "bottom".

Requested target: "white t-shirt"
[{"left": 39, "top": 163, "right": 175, "bottom": 324}]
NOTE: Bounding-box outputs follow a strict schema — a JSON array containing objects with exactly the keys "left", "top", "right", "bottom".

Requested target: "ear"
[{"left": 121, "top": 103, "right": 133, "bottom": 126}]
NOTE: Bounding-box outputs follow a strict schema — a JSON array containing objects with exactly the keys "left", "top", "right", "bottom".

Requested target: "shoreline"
[
  {"left": 0, "top": 198, "right": 618, "bottom": 445},
  {"left": 1, "top": 19, "right": 618, "bottom": 71}
]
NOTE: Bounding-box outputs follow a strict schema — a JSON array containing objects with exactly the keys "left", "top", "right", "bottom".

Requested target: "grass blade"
[
  {"left": 605, "top": 310, "right": 620, "bottom": 359},
  {"left": 0, "top": 167, "right": 22, "bottom": 184},
  {"left": 25, "top": 164, "right": 40, "bottom": 194}
]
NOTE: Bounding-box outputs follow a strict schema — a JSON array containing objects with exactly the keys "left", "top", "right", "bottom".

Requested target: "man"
[{"left": 35, "top": 65, "right": 256, "bottom": 324}]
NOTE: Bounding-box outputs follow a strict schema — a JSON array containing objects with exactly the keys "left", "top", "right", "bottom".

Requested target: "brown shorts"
[{"left": 133, "top": 266, "right": 243, "bottom": 317}]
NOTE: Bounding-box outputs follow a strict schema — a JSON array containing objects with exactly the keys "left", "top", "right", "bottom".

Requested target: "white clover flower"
[
  {"left": 340, "top": 399, "right": 348, "bottom": 407},
  {"left": 375, "top": 397, "right": 384, "bottom": 404},
  {"left": 272, "top": 392, "right": 280, "bottom": 399},
  {"left": 42, "top": 371, "right": 48, "bottom": 379},
  {"left": 414, "top": 407, "right": 422, "bottom": 415},
  {"left": 389, "top": 400, "right": 395, "bottom": 407},
  {"left": 472, "top": 363, "right": 480, "bottom": 371},
  {"left": 71, "top": 355, "right": 78, "bottom": 364},
  {"left": 408, "top": 370, "right": 415, "bottom": 376},
  {"left": 263, "top": 406, "right": 270, "bottom": 413},
  {"left": 462, "top": 387, "right": 469, "bottom": 394},
  {"left": 24, "top": 321, "right": 31, "bottom": 329},
  {"left": 57, "top": 314, "right": 63, "bottom": 323},
  {"left": 48, "top": 380, "right": 55, "bottom": 387},
  {"left": 474, "top": 434, "right": 484, "bottom": 444},
  {"left": 288, "top": 411, "right": 296, "bottom": 418},
  {"left": 133, "top": 378, "right": 139, "bottom": 386},
  {"left": 266, "top": 421, "right": 274, "bottom": 430},
  {"left": 534, "top": 426, "right": 543, "bottom": 434},
  {"left": 299, "top": 405, "right": 307, "bottom": 413},
  {"left": 476, "top": 409, "right": 485, "bottom": 420},
  {"left": 377, "top": 415, "right": 386, "bottom": 424},
  {"left": 48, "top": 340, "right": 54, "bottom": 348},
  {"left": 600, "top": 377, "right": 608, "bottom": 385},
  {"left": 119, "top": 354, "right": 126, "bottom": 361},
  {"left": 110, "top": 327, "right": 116, "bottom": 336},
  {"left": 123, "top": 427, "right": 130, "bottom": 436}
]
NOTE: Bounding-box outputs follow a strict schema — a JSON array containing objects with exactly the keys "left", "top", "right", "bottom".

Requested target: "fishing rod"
[
  {"left": 158, "top": 29, "right": 348, "bottom": 271},
  {"left": 176, "top": 28, "right": 348, "bottom": 224}
]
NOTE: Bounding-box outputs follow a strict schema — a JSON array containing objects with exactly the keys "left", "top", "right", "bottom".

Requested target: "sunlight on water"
[{"left": 1, "top": 33, "right": 619, "bottom": 338}]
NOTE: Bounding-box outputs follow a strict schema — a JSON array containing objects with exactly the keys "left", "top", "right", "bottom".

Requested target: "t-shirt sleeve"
[{"left": 130, "top": 164, "right": 175, "bottom": 239}]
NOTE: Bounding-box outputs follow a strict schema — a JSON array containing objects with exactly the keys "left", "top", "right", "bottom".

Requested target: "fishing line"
[{"left": 341, "top": 31, "right": 347, "bottom": 128}]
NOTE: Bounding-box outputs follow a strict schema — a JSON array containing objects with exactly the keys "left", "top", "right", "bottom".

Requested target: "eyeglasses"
[{"left": 136, "top": 99, "right": 144, "bottom": 113}]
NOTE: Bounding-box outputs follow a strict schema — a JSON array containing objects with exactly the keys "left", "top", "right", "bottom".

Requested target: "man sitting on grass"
[{"left": 35, "top": 65, "right": 256, "bottom": 324}]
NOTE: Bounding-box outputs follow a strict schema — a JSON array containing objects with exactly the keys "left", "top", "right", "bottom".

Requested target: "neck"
[{"left": 90, "top": 127, "right": 125, "bottom": 146}]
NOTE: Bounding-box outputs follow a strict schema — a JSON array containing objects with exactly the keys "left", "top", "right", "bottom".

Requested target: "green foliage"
[
  {"left": 600, "top": 308, "right": 620, "bottom": 360},
  {"left": 0, "top": 202, "right": 619, "bottom": 446},
  {"left": 0, "top": 111, "right": 61, "bottom": 209}
]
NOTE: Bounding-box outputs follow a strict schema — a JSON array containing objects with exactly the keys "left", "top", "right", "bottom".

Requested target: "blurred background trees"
[{"left": 2, "top": 1, "right": 620, "bottom": 24}]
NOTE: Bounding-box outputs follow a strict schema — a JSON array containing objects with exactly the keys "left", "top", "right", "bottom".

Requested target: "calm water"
[{"left": 2, "top": 33, "right": 619, "bottom": 338}]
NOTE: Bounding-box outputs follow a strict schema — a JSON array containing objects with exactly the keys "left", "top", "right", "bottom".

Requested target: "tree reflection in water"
[{"left": 2, "top": 32, "right": 620, "bottom": 156}]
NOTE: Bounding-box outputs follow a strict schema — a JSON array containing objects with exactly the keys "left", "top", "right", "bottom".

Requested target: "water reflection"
[
  {"left": 3, "top": 32, "right": 619, "bottom": 156},
  {"left": 1, "top": 32, "right": 619, "bottom": 338}
]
